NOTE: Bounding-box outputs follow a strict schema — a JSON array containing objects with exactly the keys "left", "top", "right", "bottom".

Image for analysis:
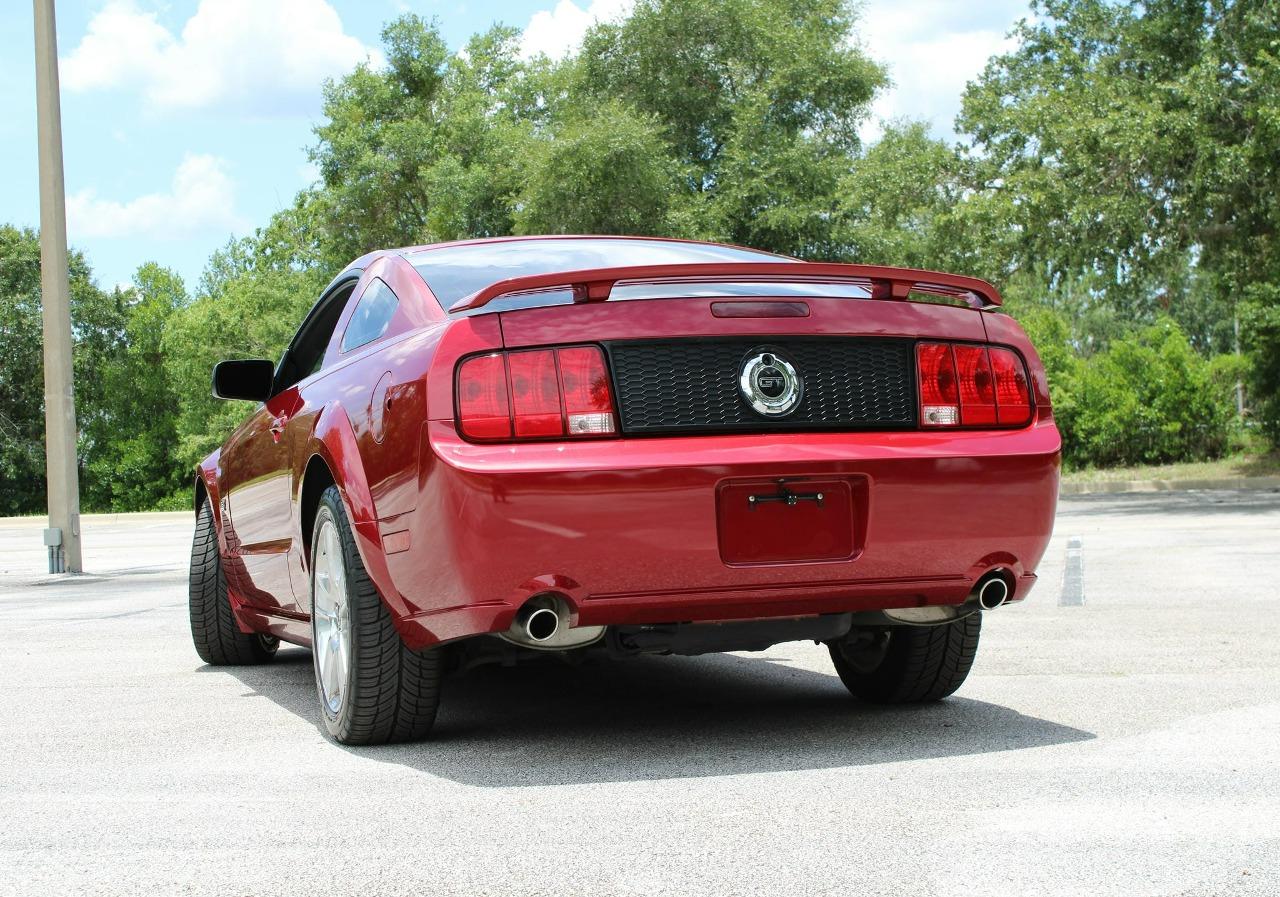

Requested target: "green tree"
[
  {"left": 0, "top": 225, "right": 127, "bottom": 515},
  {"left": 299, "top": 2, "right": 887, "bottom": 259},
  {"left": 0, "top": 226, "right": 47, "bottom": 514},
  {"left": 81, "top": 264, "right": 188, "bottom": 511},
  {"left": 834, "top": 122, "right": 980, "bottom": 271},
  {"left": 959, "top": 0, "right": 1280, "bottom": 433},
  {"left": 166, "top": 235, "right": 330, "bottom": 473},
  {"left": 514, "top": 101, "right": 684, "bottom": 236},
  {"left": 576, "top": 0, "right": 885, "bottom": 255},
  {"left": 310, "top": 18, "right": 541, "bottom": 262}
]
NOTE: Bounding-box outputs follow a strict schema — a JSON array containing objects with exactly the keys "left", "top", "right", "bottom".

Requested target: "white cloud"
[
  {"left": 67, "top": 154, "right": 245, "bottom": 240},
  {"left": 520, "top": 0, "right": 633, "bottom": 60},
  {"left": 855, "top": 0, "right": 1025, "bottom": 144},
  {"left": 61, "top": 0, "right": 377, "bottom": 114}
]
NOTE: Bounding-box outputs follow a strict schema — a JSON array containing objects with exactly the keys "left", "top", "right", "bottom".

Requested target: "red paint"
[
  {"left": 201, "top": 238, "right": 1060, "bottom": 651},
  {"left": 717, "top": 479, "right": 857, "bottom": 564}
]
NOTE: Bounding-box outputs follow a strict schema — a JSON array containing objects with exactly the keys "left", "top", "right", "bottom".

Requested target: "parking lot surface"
[{"left": 2, "top": 491, "right": 1279, "bottom": 897}]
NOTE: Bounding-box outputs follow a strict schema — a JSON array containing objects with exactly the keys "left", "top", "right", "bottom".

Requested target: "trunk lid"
[{"left": 498, "top": 294, "right": 986, "bottom": 437}]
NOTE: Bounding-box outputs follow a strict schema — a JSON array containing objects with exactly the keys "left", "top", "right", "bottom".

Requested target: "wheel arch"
[
  {"left": 305, "top": 402, "right": 411, "bottom": 622},
  {"left": 299, "top": 452, "right": 337, "bottom": 567}
]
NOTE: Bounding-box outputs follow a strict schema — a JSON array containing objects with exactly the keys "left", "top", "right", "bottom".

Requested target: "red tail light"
[
  {"left": 508, "top": 350, "right": 563, "bottom": 438},
  {"left": 456, "top": 345, "right": 618, "bottom": 442},
  {"left": 953, "top": 345, "right": 996, "bottom": 425},
  {"left": 917, "top": 342, "right": 1032, "bottom": 428},
  {"left": 456, "top": 354, "right": 511, "bottom": 440},
  {"left": 557, "top": 346, "right": 617, "bottom": 435},
  {"left": 989, "top": 347, "right": 1032, "bottom": 425},
  {"left": 917, "top": 342, "right": 960, "bottom": 426}
]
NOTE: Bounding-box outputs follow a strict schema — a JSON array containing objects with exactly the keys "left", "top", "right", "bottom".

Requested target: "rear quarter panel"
[{"left": 981, "top": 311, "right": 1054, "bottom": 415}]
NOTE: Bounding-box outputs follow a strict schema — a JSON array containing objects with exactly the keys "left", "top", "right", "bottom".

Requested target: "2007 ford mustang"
[{"left": 190, "top": 236, "right": 1060, "bottom": 744}]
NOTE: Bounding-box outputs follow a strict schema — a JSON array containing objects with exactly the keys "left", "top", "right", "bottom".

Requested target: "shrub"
[
  {"left": 1242, "top": 291, "right": 1280, "bottom": 445},
  {"left": 1045, "top": 318, "right": 1237, "bottom": 469}
]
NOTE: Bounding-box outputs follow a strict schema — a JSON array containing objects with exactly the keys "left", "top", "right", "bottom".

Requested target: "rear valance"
[{"left": 447, "top": 261, "right": 1002, "bottom": 314}]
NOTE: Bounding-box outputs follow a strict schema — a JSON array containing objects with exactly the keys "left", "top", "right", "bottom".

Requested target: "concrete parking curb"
[
  {"left": 1060, "top": 476, "right": 1280, "bottom": 495},
  {"left": 0, "top": 510, "right": 193, "bottom": 527}
]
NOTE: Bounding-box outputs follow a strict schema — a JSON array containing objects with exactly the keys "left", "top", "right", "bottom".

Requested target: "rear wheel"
[
  {"left": 310, "top": 486, "right": 442, "bottom": 745},
  {"left": 188, "top": 502, "right": 278, "bottom": 665},
  {"left": 828, "top": 614, "right": 981, "bottom": 703}
]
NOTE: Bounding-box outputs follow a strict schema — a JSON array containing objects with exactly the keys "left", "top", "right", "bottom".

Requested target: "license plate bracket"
[{"left": 717, "top": 478, "right": 856, "bottom": 565}]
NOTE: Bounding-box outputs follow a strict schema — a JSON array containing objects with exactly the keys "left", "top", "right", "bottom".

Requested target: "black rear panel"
[{"left": 605, "top": 337, "right": 917, "bottom": 435}]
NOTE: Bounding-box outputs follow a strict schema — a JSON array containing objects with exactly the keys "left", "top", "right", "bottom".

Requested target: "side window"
[
  {"left": 275, "top": 281, "right": 355, "bottom": 393},
  {"left": 341, "top": 279, "right": 399, "bottom": 353}
]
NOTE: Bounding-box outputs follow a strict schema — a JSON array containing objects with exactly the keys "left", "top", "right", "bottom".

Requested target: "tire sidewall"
[{"left": 310, "top": 494, "right": 355, "bottom": 739}]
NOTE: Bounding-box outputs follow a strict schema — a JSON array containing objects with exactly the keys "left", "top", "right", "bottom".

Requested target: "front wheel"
[
  {"left": 310, "top": 486, "right": 442, "bottom": 745},
  {"left": 828, "top": 614, "right": 981, "bottom": 703},
  {"left": 189, "top": 502, "right": 278, "bottom": 666}
]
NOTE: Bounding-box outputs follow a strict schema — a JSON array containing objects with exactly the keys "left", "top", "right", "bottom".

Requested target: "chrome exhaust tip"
[
  {"left": 976, "top": 575, "right": 1010, "bottom": 611},
  {"left": 522, "top": 606, "right": 560, "bottom": 642},
  {"left": 501, "top": 595, "right": 605, "bottom": 650}
]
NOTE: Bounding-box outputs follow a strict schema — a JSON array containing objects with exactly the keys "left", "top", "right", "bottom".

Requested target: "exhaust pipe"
[
  {"left": 520, "top": 606, "right": 560, "bottom": 642},
  {"left": 501, "top": 595, "right": 606, "bottom": 650},
  {"left": 975, "top": 574, "right": 1010, "bottom": 611}
]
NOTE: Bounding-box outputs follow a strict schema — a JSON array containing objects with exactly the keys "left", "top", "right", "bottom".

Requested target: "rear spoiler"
[{"left": 448, "top": 261, "right": 1002, "bottom": 314}]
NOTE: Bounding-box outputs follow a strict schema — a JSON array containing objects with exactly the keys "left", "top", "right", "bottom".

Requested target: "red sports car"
[{"left": 190, "top": 236, "right": 1059, "bottom": 744}]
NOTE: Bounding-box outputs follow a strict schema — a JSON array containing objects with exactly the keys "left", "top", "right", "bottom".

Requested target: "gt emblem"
[{"left": 739, "top": 349, "right": 803, "bottom": 417}]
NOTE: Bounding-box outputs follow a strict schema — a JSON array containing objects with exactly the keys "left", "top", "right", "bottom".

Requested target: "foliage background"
[{"left": 1, "top": 0, "right": 1276, "bottom": 513}]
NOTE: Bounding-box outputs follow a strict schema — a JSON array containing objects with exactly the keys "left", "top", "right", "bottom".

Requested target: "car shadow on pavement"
[{"left": 217, "top": 646, "right": 1095, "bottom": 787}]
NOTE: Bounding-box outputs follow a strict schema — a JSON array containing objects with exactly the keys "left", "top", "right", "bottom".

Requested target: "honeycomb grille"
[{"left": 606, "top": 338, "right": 917, "bottom": 434}]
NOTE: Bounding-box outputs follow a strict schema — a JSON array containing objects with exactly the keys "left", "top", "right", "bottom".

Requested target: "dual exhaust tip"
[
  {"left": 514, "top": 578, "right": 1010, "bottom": 645},
  {"left": 974, "top": 573, "right": 1011, "bottom": 611}
]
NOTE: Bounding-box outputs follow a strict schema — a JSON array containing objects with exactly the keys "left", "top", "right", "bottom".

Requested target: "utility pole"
[{"left": 33, "top": 0, "right": 83, "bottom": 574}]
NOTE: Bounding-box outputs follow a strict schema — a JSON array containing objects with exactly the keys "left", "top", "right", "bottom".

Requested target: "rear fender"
[
  {"left": 981, "top": 311, "right": 1054, "bottom": 417},
  {"left": 308, "top": 402, "right": 412, "bottom": 623},
  {"left": 425, "top": 314, "right": 504, "bottom": 421}
]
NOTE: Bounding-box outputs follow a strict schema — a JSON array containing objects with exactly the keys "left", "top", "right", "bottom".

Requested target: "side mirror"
[{"left": 212, "top": 359, "right": 276, "bottom": 402}]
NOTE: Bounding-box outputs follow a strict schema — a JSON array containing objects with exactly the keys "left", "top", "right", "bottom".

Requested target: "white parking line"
[{"left": 1061, "top": 535, "right": 1085, "bottom": 606}]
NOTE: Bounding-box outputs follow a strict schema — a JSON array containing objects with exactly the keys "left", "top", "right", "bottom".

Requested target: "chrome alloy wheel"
[{"left": 312, "top": 518, "right": 352, "bottom": 715}]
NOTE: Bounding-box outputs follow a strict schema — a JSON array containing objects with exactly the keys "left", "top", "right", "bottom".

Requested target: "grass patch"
[{"left": 1062, "top": 452, "right": 1280, "bottom": 484}]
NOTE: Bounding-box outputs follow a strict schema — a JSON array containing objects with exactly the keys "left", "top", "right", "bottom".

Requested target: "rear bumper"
[{"left": 381, "top": 417, "right": 1061, "bottom": 649}]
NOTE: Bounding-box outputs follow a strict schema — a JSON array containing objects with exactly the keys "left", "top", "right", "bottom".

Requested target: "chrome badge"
[{"left": 739, "top": 349, "right": 803, "bottom": 417}]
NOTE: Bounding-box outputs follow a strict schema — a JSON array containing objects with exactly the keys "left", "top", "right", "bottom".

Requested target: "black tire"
[
  {"left": 310, "top": 485, "right": 441, "bottom": 745},
  {"left": 828, "top": 614, "right": 981, "bottom": 703},
  {"left": 189, "top": 502, "right": 279, "bottom": 665}
]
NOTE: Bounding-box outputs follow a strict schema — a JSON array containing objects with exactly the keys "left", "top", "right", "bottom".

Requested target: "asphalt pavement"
[{"left": 2, "top": 491, "right": 1279, "bottom": 897}]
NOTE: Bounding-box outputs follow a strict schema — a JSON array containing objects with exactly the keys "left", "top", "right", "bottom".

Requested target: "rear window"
[
  {"left": 407, "top": 238, "right": 783, "bottom": 312},
  {"left": 341, "top": 278, "right": 399, "bottom": 353}
]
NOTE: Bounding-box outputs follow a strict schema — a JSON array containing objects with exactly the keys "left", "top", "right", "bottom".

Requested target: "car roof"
[
  {"left": 334, "top": 235, "right": 788, "bottom": 283},
  {"left": 392, "top": 234, "right": 793, "bottom": 259}
]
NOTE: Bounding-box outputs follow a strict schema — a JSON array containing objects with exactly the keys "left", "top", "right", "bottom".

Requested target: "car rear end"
[{"left": 384, "top": 251, "right": 1060, "bottom": 652}]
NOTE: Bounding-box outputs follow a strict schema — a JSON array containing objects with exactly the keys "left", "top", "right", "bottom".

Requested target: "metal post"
[{"left": 33, "top": 0, "right": 83, "bottom": 574}]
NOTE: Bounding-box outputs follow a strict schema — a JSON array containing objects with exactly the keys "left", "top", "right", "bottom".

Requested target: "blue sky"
[{"left": 0, "top": 0, "right": 1029, "bottom": 293}]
